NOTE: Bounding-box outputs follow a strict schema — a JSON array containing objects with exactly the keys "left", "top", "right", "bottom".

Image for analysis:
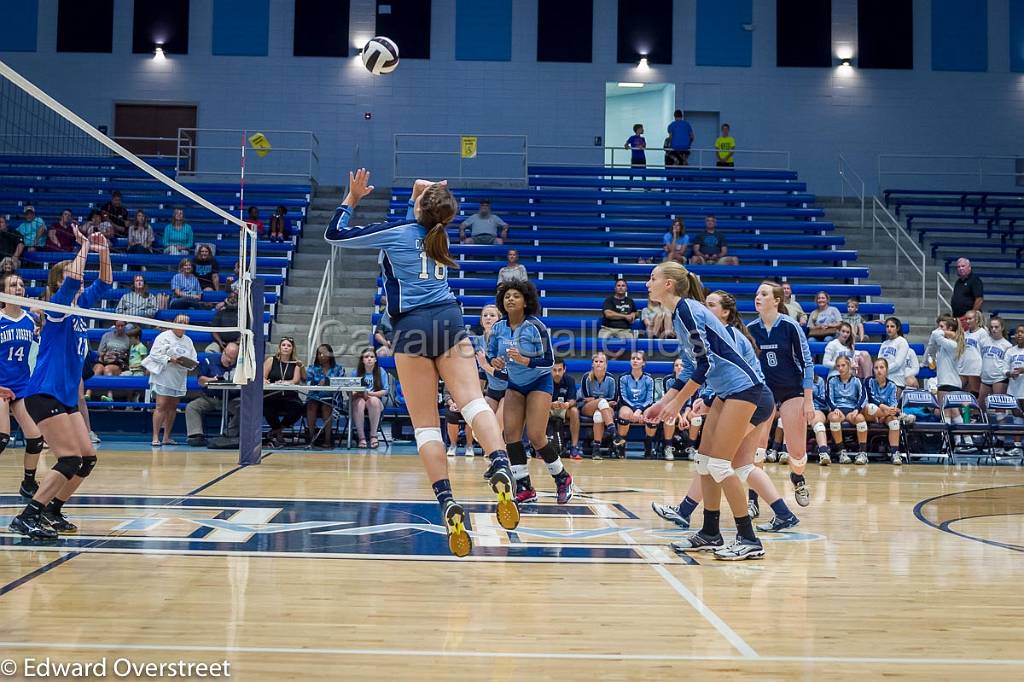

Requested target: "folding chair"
[
  {"left": 899, "top": 390, "right": 950, "bottom": 462},
  {"left": 941, "top": 392, "right": 990, "bottom": 463},
  {"left": 985, "top": 394, "right": 1024, "bottom": 464}
]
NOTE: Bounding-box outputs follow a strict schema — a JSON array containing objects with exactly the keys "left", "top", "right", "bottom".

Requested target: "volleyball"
[{"left": 361, "top": 36, "right": 399, "bottom": 75}]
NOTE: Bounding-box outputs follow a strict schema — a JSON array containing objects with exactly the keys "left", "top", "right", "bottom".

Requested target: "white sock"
[
  {"left": 546, "top": 458, "right": 564, "bottom": 477},
  {"left": 511, "top": 464, "right": 529, "bottom": 481}
]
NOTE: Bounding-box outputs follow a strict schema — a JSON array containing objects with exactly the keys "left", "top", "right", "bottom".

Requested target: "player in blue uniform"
[
  {"left": 579, "top": 352, "right": 618, "bottom": 459},
  {"left": 9, "top": 230, "right": 112, "bottom": 540},
  {"left": 615, "top": 351, "right": 658, "bottom": 458},
  {"left": 324, "top": 169, "right": 518, "bottom": 556},
  {"left": 474, "top": 303, "right": 507, "bottom": 438},
  {"left": 644, "top": 264, "right": 773, "bottom": 560},
  {"left": 0, "top": 273, "right": 45, "bottom": 499},
  {"left": 748, "top": 281, "right": 815, "bottom": 509},
  {"left": 826, "top": 355, "right": 869, "bottom": 464},
  {"left": 809, "top": 373, "right": 832, "bottom": 464},
  {"left": 487, "top": 280, "right": 574, "bottom": 505},
  {"left": 864, "top": 357, "right": 903, "bottom": 465}
]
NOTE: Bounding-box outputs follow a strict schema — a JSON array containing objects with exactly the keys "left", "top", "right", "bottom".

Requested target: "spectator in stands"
[
  {"left": 127, "top": 210, "right": 156, "bottom": 255},
  {"left": 245, "top": 206, "right": 264, "bottom": 236},
  {"left": 0, "top": 257, "right": 18, "bottom": 278},
  {"left": 81, "top": 209, "right": 113, "bottom": 240},
  {"left": 625, "top": 124, "right": 646, "bottom": 169},
  {"left": 662, "top": 218, "right": 690, "bottom": 263},
  {"left": 193, "top": 244, "right": 220, "bottom": 291},
  {"left": 599, "top": 279, "right": 638, "bottom": 354},
  {"left": 162, "top": 207, "right": 194, "bottom": 256},
  {"left": 43, "top": 209, "right": 77, "bottom": 252},
  {"left": 226, "top": 261, "right": 241, "bottom": 292},
  {"left": 781, "top": 282, "right": 806, "bottom": 324},
  {"left": 951, "top": 258, "right": 983, "bottom": 321},
  {"left": 807, "top": 291, "right": 842, "bottom": 341},
  {"left": 843, "top": 297, "right": 866, "bottom": 342},
  {"left": 352, "top": 348, "right": 389, "bottom": 449},
  {"left": 16, "top": 206, "right": 45, "bottom": 250},
  {"left": 269, "top": 205, "right": 290, "bottom": 242},
  {"left": 373, "top": 296, "right": 394, "bottom": 357},
  {"left": 879, "top": 317, "right": 918, "bottom": 390},
  {"left": 92, "top": 319, "right": 130, "bottom": 388},
  {"left": 667, "top": 109, "right": 694, "bottom": 167},
  {"left": 0, "top": 216, "right": 24, "bottom": 262},
  {"left": 641, "top": 297, "right": 673, "bottom": 339},
  {"left": 690, "top": 216, "right": 739, "bottom": 266},
  {"left": 550, "top": 358, "right": 582, "bottom": 459},
  {"left": 210, "top": 289, "right": 240, "bottom": 352},
  {"left": 662, "top": 135, "right": 675, "bottom": 170},
  {"left": 305, "top": 343, "right": 345, "bottom": 448},
  {"left": 169, "top": 259, "right": 206, "bottom": 310},
  {"left": 101, "top": 189, "right": 129, "bottom": 237},
  {"left": 185, "top": 342, "right": 240, "bottom": 447},
  {"left": 714, "top": 123, "right": 736, "bottom": 168},
  {"left": 116, "top": 274, "right": 164, "bottom": 319},
  {"left": 125, "top": 326, "right": 148, "bottom": 376},
  {"left": 497, "top": 249, "right": 528, "bottom": 285},
  {"left": 823, "top": 322, "right": 872, "bottom": 378},
  {"left": 144, "top": 314, "right": 198, "bottom": 446},
  {"left": 263, "top": 337, "right": 305, "bottom": 447},
  {"left": 459, "top": 199, "right": 508, "bottom": 245}
]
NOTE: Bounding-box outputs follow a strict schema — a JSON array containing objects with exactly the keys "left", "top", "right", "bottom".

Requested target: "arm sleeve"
[
  {"left": 404, "top": 199, "right": 415, "bottom": 222},
  {"left": 856, "top": 380, "right": 868, "bottom": 409},
  {"left": 890, "top": 338, "right": 909, "bottom": 375},
  {"left": 323, "top": 205, "right": 404, "bottom": 248},
  {"left": 568, "top": 377, "right": 578, "bottom": 405},
  {"left": 77, "top": 279, "right": 111, "bottom": 310},
  {"left": 526, "top": 323, "right": 553, "bottom": 369},
  {"left": 486, "top": 326, "right": 499, "bottom": 362},
  {"left": 580, "top": 377, "right": 591, "bottom": 399},
  {"left": 791, "top": 321, "right": 814, "bottom": 389},
  {"left": 617, "top": 376, "right": 629, "bottom": 406},
  {"left": 643, "top": 376, "right": 654, "bottom": 405},
  {"left": 825, "top": 378, "right": 837, "bottom": 411},
  {"left": 822, "top": 341, "right": 838, "bottom": 370}
]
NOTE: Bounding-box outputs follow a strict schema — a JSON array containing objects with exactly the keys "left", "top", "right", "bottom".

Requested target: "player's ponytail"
[
  {"left": 655, "top": 261, "right": 705, "bottom": 303},
  {"left": 419, "top": 184, "right": 459, "bottom": 268}
]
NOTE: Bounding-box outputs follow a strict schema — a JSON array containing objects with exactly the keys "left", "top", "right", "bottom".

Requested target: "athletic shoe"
[
  {"left": 591, "top": 442, "right": 603, "bottom": 461},
  {"left": 900, "top": 413, "right": 917, "bottom": 425},
  {"left": 765, "top": 449, "right": 778, "bottom": 463},
  {"left": 489, "top": 463, "right": 521, "bottom": 531},
  {"left": 838, "top": 451, "right": 852, "bottom": 465},
  {"left": 747, "top": 499, "right": 760, "bottom": 519},
  {"left": 41, "top": 510, "right": 78, "bottom": 534},
  {"left": 651, "top": 501, "right": 690, "bottom": 529},
  {"left": 891, "top": 452, "right": 904, "bottom": 466},
  {"left": 670, "top": 531, "right": 724, "bottom": 553},
  {"left": 187, "top": 435, "right": 208, "bottom": 447},
  {"left": 756, "top": 514, "right": 800, "bottom": 532},
  {"left": 855, "top": 452, "right": 869, "bottom": 465},
  {"left": 794, "top": 480, "right": 811, "bottom": 507},
  {"left": 556, "top": 473, "right": 574, "bottom": 505},
  {"left": 778, "top": 451, "right": 790, "bottom": 465},
  {"left": 19, "top": 478, "right": 38, "bottom": 500},
  {"left": 714, "top": 536, "right": 766, "bottom": 561},
  {"left": 8, "top": 514, "right": 58, "bottom": 541},
  {"left": 570, "top": 446, "right": 583, "bottom": 460},
  {"left": 89, "top": 431, "right": 101, "bottom": 444},
  {"left": 613, "top": 439, "right": 627, "bottom": 459},
  {"left": 663, "top": 445, "right": 675, "bottom": 461},
  {"left": 515, "top": 483, "right": 538, "bottom": 505},
  {"left": 446, "top": 445, "right": 457, "bottom": 458},
  {"left": 818, "top": 450, "right": 831, "bottom": 466},
  {"left": 482, "top": 457, "right": 500, "bottom": 480},
  {"left": 442, "top": 500, "right": 472, "bottom": 558},
  {"left": 684, "top": 446, "right": 697, "bottom": 461}
]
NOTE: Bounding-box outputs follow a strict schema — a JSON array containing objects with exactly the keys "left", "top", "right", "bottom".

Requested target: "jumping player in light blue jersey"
[
  {"left": 615, "top": 351, "right": 657, "bottom": 459},
  {"left": 9, "top": 230, "right": 112, "bottom": 540},
  {"left": 643, "top": 263, "right": 771, "bottom": 560},
  {"left": 0, "top": 273, "right": 45, "bottom": 501},
  {"left": 323, "top": 169, "right": 519, "bottom": 557},
  {"left": 487, "top": 280, "right": 573, "bottom": 505}
]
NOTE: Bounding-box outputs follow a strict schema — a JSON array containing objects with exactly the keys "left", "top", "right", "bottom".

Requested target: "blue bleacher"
[{"left": 440, "top": 278, "right": 882, "bottom": 298}]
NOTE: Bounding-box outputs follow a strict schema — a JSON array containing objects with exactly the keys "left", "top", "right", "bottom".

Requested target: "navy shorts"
[
  {"left": 722, "top": 384, "right": 776, "bottom": 427},
  {"left": 771, "top": 385, "right": 804, "bottom": 405},
  {"left": 391, "top": 302, "right": 469, "bottom": 359},
  {"left": 507, "top": 374, "right": 554, "bottom": 397},
  {"left": 485, "top": 386, "right": 507, "bottom": 402},
  {"left": 24, "top": 393, "right": 78, "bottom": 425}
]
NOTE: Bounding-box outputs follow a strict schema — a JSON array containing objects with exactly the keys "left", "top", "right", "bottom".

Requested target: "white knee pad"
[
  {"left": 597, "top": 399, "right": 610, "bottom": 411},
  {"left": 592, "top": 410, "right": 604, "bottom": 425},
  {"left": 691, "top": 415, "right": 703, "bottom": 427},
  {"left": 414, "top": 427, "right": 444, "bottom": 449},
  {"left": 813, "top": 422, "right": 827, "bottom": 434},
  {"left": 856, "top": 421, "right": 868, "bottom": 433},
  {"left": 735, "top": 463, "right": 755, "bottom": 482},
  {"left": 887, "top": 419, "right": 900, "bottom": 431},
  {"left": 754, "top": 447, "right": 767, "bottom": 464},
  {"left": 829, "top": 421, "right": 842, "bottom": 432},
  {"left": 776, "top": 417, "right": 784, "bottom": 429},
  {"left": 706, "top": 457, "right": 736, "bottom": 483},
  {"left": 866, "top": 403, "right": 879, "bottom": 417},
  {"left": 694, "top": 452, "right": 710, "bottom": 475},
  {"left": 460, "top": 398, "right": 492, "bottom": 426}
]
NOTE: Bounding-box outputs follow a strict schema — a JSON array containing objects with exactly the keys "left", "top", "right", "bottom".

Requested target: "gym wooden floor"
[{"left": 1, "top": 445, "right": 1022, "bottom": 680}]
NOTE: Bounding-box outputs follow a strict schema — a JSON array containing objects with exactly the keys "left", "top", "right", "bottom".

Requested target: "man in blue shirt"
[
  {"left": 667, "top": 110, "right": 694, "bottom": 167},
  {"left": 690, "top": 216, "right": 739, "bottom": 266},
  {"left": 185, "top": 342, "right": 240, "bottom": 446}
]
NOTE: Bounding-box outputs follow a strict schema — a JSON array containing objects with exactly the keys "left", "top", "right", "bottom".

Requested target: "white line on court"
[{"left": 0, "top": 641, "right": 1020, "bottom": 667}]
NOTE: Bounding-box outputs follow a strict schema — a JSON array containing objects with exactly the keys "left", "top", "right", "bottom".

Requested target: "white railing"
[
  {"left": 936, "top": 271, "right": 954, "bottom": 316},
  {"left": 528, "top": 144, "right": 791, "bottom": 171},
  {"left": 871, "top": 197, "right": 927, "bottom": 301},
  {"left": 877, "top": 153, "right": 1024, "bottom": 193},
  {"left": 394, "top": 133, "right": 528, "bottom": 185},
  {"left": 838, "top": 153, "right": 866, "bottom": 230},
  {"left": 307, "top": 245, "right": 337, "bottom": 366},
  {"left": 176, "top": 128, "right": 320, "bottom": 182}
]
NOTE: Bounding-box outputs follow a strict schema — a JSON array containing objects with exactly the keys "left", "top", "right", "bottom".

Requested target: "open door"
[
  {"left": 114, "top": 103, "right": 197, "bottom": 164},
  {"left": 604, "top": 82, "right": 676, "bottom": 167}
]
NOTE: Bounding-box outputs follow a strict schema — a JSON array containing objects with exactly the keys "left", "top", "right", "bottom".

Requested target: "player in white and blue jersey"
[
  {"left": 864, "top": 357, "right": 904, "bottom": 465},
  {"left": 615, "top": 351, "right": 658, "bottom": 458},
  {"left": 826, "top": 355, "right": 869, "bottom": 465},
  {"left": 644, "top": 263, "right": 772, "bottom": 560},
  {"left": 579, "top": 351, "right": 618, "bottom": 459},
  {"left": 487, "top": 280, "right": 573, "bottom": 505},
  {"left": 748, "top": 281, "right": 815, "bottom": 509},
  {"left": 9, "top": 230, "right": 112, "bottom": 540},
  {"left": 324, "top": 170, "right": 519, "bottom": 556},
  {"left": 0, "top": 273, "right": 45, "bottom": 500},
  {"left": 809, "top": 373, "right": 832, "bottom": 464}
]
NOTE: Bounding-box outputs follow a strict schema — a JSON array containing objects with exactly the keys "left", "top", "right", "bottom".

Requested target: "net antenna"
[{"left": 0, "top": 58, "right": 260, "bottom": 384}]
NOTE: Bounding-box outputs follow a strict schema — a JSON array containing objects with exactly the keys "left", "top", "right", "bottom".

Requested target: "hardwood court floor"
[{"left": 1, "top": 445, "right": 1023, "bottom": 680}]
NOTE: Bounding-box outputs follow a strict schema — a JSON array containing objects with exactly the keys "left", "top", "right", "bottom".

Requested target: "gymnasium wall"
[{"left": 1, "top": 0, "right": 1023, "bottom": 194}]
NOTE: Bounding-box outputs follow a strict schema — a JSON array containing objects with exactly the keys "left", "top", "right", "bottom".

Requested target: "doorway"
[
  {"left": 604, "top": 82, "right": 676, "bottom": 167},
  {"left": 682, "top": 111, "right": 720, "bottom": 167},
  {"left": 114, "top": 103, "right": 197, "bottom": 163}
]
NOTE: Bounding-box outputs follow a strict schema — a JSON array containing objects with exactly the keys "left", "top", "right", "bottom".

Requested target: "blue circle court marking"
[{"left": 913, "top": 483, "right": 1024, "bottom": 553}]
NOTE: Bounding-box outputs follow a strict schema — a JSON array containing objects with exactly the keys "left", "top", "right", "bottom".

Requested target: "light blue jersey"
[
  {"left": 811, "top": 375, "right": 829, "bottom": 412},
  {"left": 826, "top": 374, "right": 867, "bottom": 412},
  {"left": 0, "top": 310, "right": 36, "bottom": 399},
  {"left": 486, "top": 317, "right": 553, "bottom": 388},
  {"left": 618, "top": 372, "right": 655, "bottom": 409},
  {"left": 865, "top": 377, "right": 897, "bottom": 408},
  {"left": 579, "top": 373, "right": 617, "bottom": 402},
  {"left": 325, "top": 199, "right": 456, "bottom": 318},
  {"left": 27, "top": 276, "right": 111, "bottom": 407},
  {"left": 472, "top": 333, "right": 507, "bottom": 390},
  {"left": 670, "top": 299, "right": 764, "bottom": 397}
]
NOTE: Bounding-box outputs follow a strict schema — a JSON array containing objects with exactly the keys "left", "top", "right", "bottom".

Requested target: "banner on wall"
[
  {"left": 248, "top": 132, "right": 272, "bottom": 158},
  {"left": 460, "top": 136, "right": 477, "bottom": 159}
]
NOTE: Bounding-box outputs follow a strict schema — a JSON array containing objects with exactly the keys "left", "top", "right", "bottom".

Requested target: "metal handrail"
[
  {"left": 936, "top": 271, "right": 954, "bottom": 316},
  {"left": 528, "top": 144, "right": 792, "bottom": 171},
  {"left": 393, "top": 133, "right": 528, "bottom": 185},
  {"left": 872, "top": 197, "right": 927, "bottom": 301},
  {"left": 838, "top": 153, "right": 865, "bottom": 230},
  {"left": 175, "top": 127, "right": 319, "bottom": 181},
  {"left": 307, "top": 245, "right": 336, "bottom": 366},
  {"left": 877, "top": 153, "right": 1024, "bottom": 192}
]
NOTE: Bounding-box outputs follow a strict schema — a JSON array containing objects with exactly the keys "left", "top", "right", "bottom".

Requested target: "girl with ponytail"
[{"left": 324, "top": 169, "right": 520, "bottom": 558}]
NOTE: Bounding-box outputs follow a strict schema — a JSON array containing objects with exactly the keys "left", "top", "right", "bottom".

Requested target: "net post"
[{"left": 238, "top": 277, "right": 266, "bottom": 465}]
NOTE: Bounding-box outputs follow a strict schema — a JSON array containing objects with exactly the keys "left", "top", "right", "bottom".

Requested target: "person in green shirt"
[{"left": 715, "top": 123, "right": 736, "bottom": 168}]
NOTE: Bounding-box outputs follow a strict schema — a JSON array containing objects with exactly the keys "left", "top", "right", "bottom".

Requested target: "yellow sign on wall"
[
  {"left": 248, "top": 132, "right": 272, "bottom": 158},
  {"left": 460, "top": 136, "right": 478, "bottom": 159}
]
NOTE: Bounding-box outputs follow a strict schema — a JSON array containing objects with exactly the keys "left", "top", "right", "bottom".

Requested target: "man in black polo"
[
  {"left": 599, "top": 279, "right": 637, "bottom": 359},
  {"left": 951, "top": 258, "right": 984, "bottom": 322}
]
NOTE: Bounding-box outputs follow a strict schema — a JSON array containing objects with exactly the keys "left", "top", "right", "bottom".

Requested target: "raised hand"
[
  {"left": 345, "top": 168, "right": 375, "bottom": 206},
  {"left": 89, "top": 231, "right": 109, "bottom": 253}
]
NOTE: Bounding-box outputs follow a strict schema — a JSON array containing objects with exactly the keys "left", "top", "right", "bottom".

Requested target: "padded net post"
[{"left": 238, "top": 277, "right": 266, "bottom": 465}]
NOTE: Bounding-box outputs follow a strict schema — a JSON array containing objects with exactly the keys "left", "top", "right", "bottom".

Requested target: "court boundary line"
[
  {"left": 0, "top": 641, "right": 1020, "bottom": 667},
  {"left": 913, "top": 483, "right": 1024, "bottom": 553}
]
